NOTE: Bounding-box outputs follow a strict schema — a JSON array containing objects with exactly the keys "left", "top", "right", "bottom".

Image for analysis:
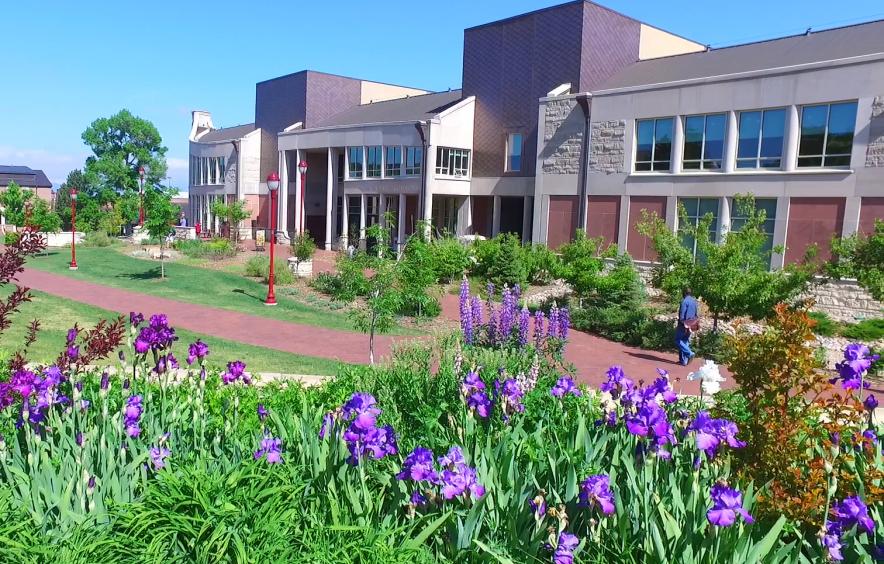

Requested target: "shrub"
[
  {"left": 4, "top": 231, "right": 19, "bottom": 246},
  {"left": 522, "top": 243, "right": 562, "bottom": 285},
  {"left": 557, "top": 230, "right": 613, "bottom": 296},
  {"left": 397, "top": 237, "right": 440, "bottom": 317},
  {"left": 695, "top": 328, "right": 730, "bottom": 362},
  {"left": 472, "top": 233, "right": 526, "bottom": 288},
  {"left": 175, "top": 238, "right": 235, "bottom": 260},
  {"left": 244, "top": 255, "right": 294, "bottom": 285},
  {"left": 310, "top": 255, "right": 369, "bottom": 301},
  {"left": 82, "top": 230, "right": 113, "bottom": 248},
  {"left": 427, "top": 236, "right": 469, "bottom": 283},
  {"left": 827, "top": 219, "right": 884, "bottom": 301},
  {"left": 291, "top": 231, "right": 316, "bottom": 264},
  {"left": 808, "top": 311, "right": 839, "bottom": 337},
  {"left": 839, "top": 317, "right": 884, "bottom": 341}
]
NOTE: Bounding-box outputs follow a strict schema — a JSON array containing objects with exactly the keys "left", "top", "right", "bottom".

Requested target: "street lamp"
[
  {"left": 138, "top": 166, "right": 146, "bottom": 225},
  {"left": 298, "top": 160, "right": 308, "bottom": 233},
  {"left": 69, "top": 188, "right": 78, "bottom": 270},
  {"left": 265, "top": 172, "right": 280, "bottom": 306}
]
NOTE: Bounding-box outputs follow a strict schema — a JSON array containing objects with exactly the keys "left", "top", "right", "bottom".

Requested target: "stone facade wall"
[
  {"left": 805, "top": 279, "right": 883, "bottom": 323},
  {"left": 588, "top": 120, "right": 626, "bottom": 173},
  {"left": 866, "top": 96, "right": 884, "bottom": 167},
  {"left": 542, "top": 99, "right": 583, "bottom": 174}
]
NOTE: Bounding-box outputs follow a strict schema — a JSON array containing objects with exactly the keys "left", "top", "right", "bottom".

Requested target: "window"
[
  {"left": 190, "top": 156, "right": 226, "bottom": 186},
  {"left": 731, "top": 198, "right": 777, "bottom": 257},
  {"left": 798, "top": 101, "right": 858, "bottom": 168},
  {"left": 506, "top": 133, "right": 523, "bottom": 172},
  {"left": 347, "top": 195, "right": 361, "bottom": 239},
  {"left": 436, "top": 147, "right": 470, "bottom": 176},
  {"left": 405, "top": 147, "right": 422, "bottom": 175},
  {"left": 737, "top": 109, "right": 786, "bottom": 169},
  {"left": 683, "top": 114, "right": 726, "bottom": 170},
  {"left": 385, "top": 146, "right": 402, "bottom": 177},
  {"left": 366, "top": 146, "right": 382, "bottom": 178},
  {"left": 678, "top": 197, "right": 719, "bottom": 259},
  {"left": 347, "top": 146, "right": 364, "bottom": 179},
  {"left": 635, "top": 117, "right": 673, "bottom": 171}
]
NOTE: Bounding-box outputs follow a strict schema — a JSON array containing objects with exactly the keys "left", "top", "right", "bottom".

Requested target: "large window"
[
  {"left": 366, "top": 146, "right": 382, "bottom": 178},
  {"left": 635, "top": 117, "right": 674, "bottom": 171},
  {"left": 683, "top": 113, "right": 726, "bottom": 170},
  {"left": 731, "top": 198, "right": 777, "bottom": 257},
  {"left": 506, "top": 133, "right": 523, "bottom": 172},
  {"left": 405, "top": 147, "right": 422, "bottom": 175},
  {"left": 190, "top": 156, "right": 226, "bottom": 186},
  {"left": 347, "top": 146, "right": 364, "bottom": 179},
  {"left": 436, "top": 147, "right": 470, "bottom": 177},
  {"left": 385, "top": 146, "right": 402, "bottom": 177},
  {"left": 678, "top": 197, "right": 720, "bottom": 259},
  {"left": 737, "top": 109, "right": 786, "bottom": 169},
  {"left": 798, "top": 101, "right": 858, "bottom": 168}
]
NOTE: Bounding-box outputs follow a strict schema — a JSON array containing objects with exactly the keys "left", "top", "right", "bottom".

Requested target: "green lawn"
[
  {"left": 0, "top": 290, "right": 344, "bottom": 376},
  {"left": 27, "top": 247, "right": 415, "bottom": 334}
]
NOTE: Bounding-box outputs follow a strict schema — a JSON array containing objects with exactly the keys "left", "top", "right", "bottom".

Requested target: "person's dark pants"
[{"left": 675, "top": 325, "right": 694, "bottom": 366}]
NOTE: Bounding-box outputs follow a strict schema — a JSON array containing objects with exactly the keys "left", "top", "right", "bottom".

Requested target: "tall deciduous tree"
[{"left": 81, "top": 109, "right": 168, "bottom": 223}]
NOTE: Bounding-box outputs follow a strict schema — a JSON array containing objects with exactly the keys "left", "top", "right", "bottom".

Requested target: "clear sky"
[{"left": 3, "top": 0, "right": 884, "bottom": 191}]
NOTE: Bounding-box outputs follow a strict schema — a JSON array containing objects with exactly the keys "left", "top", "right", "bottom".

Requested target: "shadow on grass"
[
  {"left": 117, "top": 267, "right": 162, "bottom": 281},
  {"left": 232, "top": 287, "right": 267, "bottom": 304}
]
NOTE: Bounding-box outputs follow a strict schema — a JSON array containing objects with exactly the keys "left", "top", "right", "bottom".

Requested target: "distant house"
[{"left": 0, "top": 165, "right": 53, "bottom": 205}]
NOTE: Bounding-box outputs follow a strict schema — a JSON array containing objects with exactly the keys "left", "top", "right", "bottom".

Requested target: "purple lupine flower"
[
  {"left": 123, "top": 395, "right": 143, "bottom": 438},
  {"left": 187, "top": 340, "right": 210, "bottom": 365},
  {"left": 498, "top": 285, "right": 515, "bottom": 340},
  {"left": 221, "top": 360, "right": 247, "bottom": 385},
  {"left": 864, "top": 394, "right": 879, "bottom": 411},
  {"left": 254, "top": 437, "right": 283, "bottom": 464},
  {"left": 559, "top": 307, "right": 570, "bottom": 341},
  {"left": 707, "top": 484, "right": 754, "bottom": 526},
  {"left": 551, "top": 375, "right": 582, "bottom": 398},
  {"left": 470, "top": 296, "right": 482, "bottom": 331},
  {"left": 397, "top": 447, "right": 439, "bottom": 483},
  {"left": 512, "top": 283, "right": 521, "bottom": 304},
  {"left": 459, "top": 277, "right": 473, "bottom": 344},
  {"left": 548, "top": 303, "right": 560, "bottom": 340},
  {"left": 579, "top": 474, "right": 616, "bottom": 516},
  {"left": 625, "top": 402, "right": 676, "bottom": 459},
  {"left": 149, "top": 445, "right": 171, "bottom": 470},
  {"left": 486, "top": 302, "right": 498, "bottom": 346},
  {"left": 821, "top": 522, "right": 844, "bottom": 562},
  {"left": 687, "top": 412, "right": 746, "bottom": 461},
  {"left": 257, "top": 404, "right": 268, "bottom": 421},
  {"left": 534, "top": 310, "right": 545, "bottom": 349},
  {"left": 518, "top": 306, "right": 530, "bottom": 347},
  {"left": 600, "top": 365, "right": 634, "bottom": 400},
  {"left": 495, "top": 377, "right": 525, "bottom": 421},
  {"left": 552, "top": 532, "right": 579, "bottom": 564},
  {"left": 831, "top": 495, "right": 876, "bottom": 534}
]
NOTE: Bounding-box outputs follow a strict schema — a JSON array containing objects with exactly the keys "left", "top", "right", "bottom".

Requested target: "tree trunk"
[{"left": 160, "top": 240, "right": 166, "bottom": 279}]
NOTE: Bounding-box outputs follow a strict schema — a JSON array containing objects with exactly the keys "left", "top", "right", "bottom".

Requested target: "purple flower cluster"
[
  {"left": 397, "top": 445, "right": 485, "bottom": 504},
  {"left": 578, "top": 474, "right": 616, "bottom": 516},
  {"left": 462, "top": 371, "right": 492, "bottom": 418},
  {"left": 831, "top": 343, "right": 879, "bottom": 391},
  {"left": 495, "top": 377, "right": 525, "bottom": 421},
  {"left": 133, "top": 314, "right": 178, "bottom": 355},
  {"left": 459, "top": 278, "right": 474, "bottom": 344},
  {"left": 550, "top": 375, "right": 582, "bottom": 398},
  {"left": 687, "top": 411, "right": 746, "bottom": 463},
  {"left": 625, "top": 400, "right": 677, "bottom": 460},
  {"left": 65, "top": 327, "right": 79, "bottom": 362},
  {"left": 254, "top": 437, "right": 283, "bottom": 464},
  {"left": 221, "top": 360, "right": 250, "bottom": 385},
  {"left": 149, "top": 445, "right": 171, "bottom": 470},
  {"left": 320, "top": 393, "right": 398, "bottom": 465},
  {"left": 551, "top": 532, "right": 579, "bottom": 564},
  {"left": 599, "top": 365, "right": 634, "bottom": 400},
  {"left": 4, "top": 366, "right": 69, "bottom": 425},
  {"left": 124, "top": 395, "right": 143, "bottom": 437},
  {"left": 822, "top": 495, "right": 876, "bottom": 561},
  {"left": 528, "top": 493, "right": 547, "bottom": 520},
  {"left": 186, "top": 340, "right": 210, "bottom": 365},
  {"left": 707, "top": 483, "right": 754, "bottom": 527}
]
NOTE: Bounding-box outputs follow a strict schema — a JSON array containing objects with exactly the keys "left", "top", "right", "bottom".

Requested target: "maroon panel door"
[
  {"left": 403, "top": 196, "right": 418, "bottom": 236},
  {"left": 785, "top": 197, "right": 846, "bottom": 264},
  {"left": 547, "top": 196, "right": 578, "bottom": 249},
  {"left": 586, "top": 195, "right": 621, "bottom": 249},
  {"left": 859, "top": 197, "right": 884, "bottom": 236},
  {"left": 471, "top": 196, "right": 493, "bottom": 237},
  {"left": 627, "top": 196, "right": 667, "bottom": 262}
]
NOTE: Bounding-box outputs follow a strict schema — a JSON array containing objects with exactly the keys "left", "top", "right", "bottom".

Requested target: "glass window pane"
[
  {"left": 683, "top": 116, "right": 704, "bottom": 161},
  {"left": 825, "top": 102, "right": 857, "bottom": 158},
  {"left": 679, "top": 197, "right": 698, "bottom": 217},
  {"left": 737, "top": 111, "right": 761, "bottom": 160},
  {"left": 698, "top": 198, "right": 719, "bottom": 217},
  {"left": 654, "top": 118, "right": 673, "bottom": 168},
  {"left": 636, "top": 120, "right": 654, "bottom": 163},
  {"left": 703, "top": 114, "right": 726, "bottom": 168},
  {"left": 759, "top": 109, "right": 785, "bottom": 162},
  {"left": 799, "top": 105, "right": 828, "bottom": 157}
]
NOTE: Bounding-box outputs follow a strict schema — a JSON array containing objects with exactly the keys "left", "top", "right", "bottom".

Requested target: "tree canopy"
[{"left": 827, "top": 219, "right": 884, "bottom": 301}]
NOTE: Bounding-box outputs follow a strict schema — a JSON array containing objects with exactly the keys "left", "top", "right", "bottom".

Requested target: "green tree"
[
  {"left": 210, "top": 199, "right": 251, "bottom": 242},
  {"left": 397, "top": 236, "right": 440, "bottom": 317},
  {"left": 81, "top": 109, "right": 168, "bottom": 224},
  {"left": 57, "top": 170, "right": 101, "bottom": 232},
  {"left": 827, "top": 219, "right": 884, "bottom": 301},
  {"left": 143, "top": 189, "right": 180, "bottom": 279},
  {"left": 0, "top": 181, "right": 31, "bottom": 226},
  {"left": 638, "top": 195, "right": 814, "bottom": 331},
  {"left": 349, "top": 260, "right": 401, "bottom": 364},
  {"left": 556, "top": 230, "right": 616, "bottom": 296},
  {"left": 30, "top": 199, "right": 62, "bottom": 232}
]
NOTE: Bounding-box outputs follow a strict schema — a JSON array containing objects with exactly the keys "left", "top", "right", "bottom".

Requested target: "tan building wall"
[
  {"left": 638, "top": 24, "right": 705, "bottom": 60},
  {"left": 359, "top": 81, "right": 427, "bottom": 105}
]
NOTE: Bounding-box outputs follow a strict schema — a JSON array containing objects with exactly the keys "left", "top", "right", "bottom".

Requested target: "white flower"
[{"left": 687, "top": 360, "right": 726, "bottom": 396}]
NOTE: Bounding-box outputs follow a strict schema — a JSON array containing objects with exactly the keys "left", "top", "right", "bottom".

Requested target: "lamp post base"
[
  {"left": 69, "top": 265, "right": 78, "bottom": 271},
  {"left": 264, "top": 300, "right": 277, "bottom": 307}
]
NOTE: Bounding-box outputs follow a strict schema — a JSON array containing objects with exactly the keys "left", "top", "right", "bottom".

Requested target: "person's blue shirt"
[{"left": 679, "top": 295, "right": 698, "bottom": 323}]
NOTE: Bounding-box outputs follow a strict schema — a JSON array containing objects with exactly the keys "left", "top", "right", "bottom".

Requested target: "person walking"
[{"left": 675, "top": 287, "right": 699, "bottom": 366}]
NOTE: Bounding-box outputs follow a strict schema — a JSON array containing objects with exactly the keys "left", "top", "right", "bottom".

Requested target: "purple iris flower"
[
  {"left": 864, "top": 394, "right": 879, "bottom": 411},
  {"left": 862, "top": 429, "right": 879, "bottom": 444},
  {"left": 600, "top": 365, "right": 634, "bottom": 400},
  {"left": 553, "top": 532, "right": 579, "bottom": 564},
  {"left": 254, "top": 437, "right": 283, "bottom": 464},
  {"left": 397, "top": 447, "right": 439, "bottom": 483},
  {"left": 644, "top": 376, "right": 678, "bottom": 404},
  {"left": 578, "top": 474, "right": 616, "bottom": 516},
  {"left": 832, "top": 343, "right": 879, "bottom": 390},
  {"left": 149, "top": 445, "right": 171, "bottom": 470},
  {"left": 821, "top": 522, "right": 843, "bottom": 562},
  {"left": 687, "top": 411, "right": 746, "bottom": 461},
  {"left": 440, "top": 463, "right": 484, "bottom": 500},
  {"left": 186, "top": 340, "right": 210, "bottom": 365},
  {"left": 831, "top": 495, "right": 876, "bottom": 534},
  {"left": 529, "top": 495, "right": 547, "bottom": 519},
  {"left": 123, "top": 395, "right": 143, "bottom": 438},
  {"left": 625, "top": 402, "right": 676, "bottom": 459},
  {"left": 129, "top": 312, "right": 144, "bottom": 327},
  {"left": 323, "top": 393, "right": 398, "bottom": 465},
  {"left": 75, "top": 432, "right": 84, "bottom": 447},
  {"left": 134, "top": 338, "right": 150, "bottom": 355},
  {"left": 462, "top": 371, "right": 492, "bottom": 418},
  {"left": 551, "top": 375, "right": 582, "bottom": 398},
  {"left": 495, "top": 377, "right": 525, "bottom": 421},
  {"left": 410, "top": 490, "right": 428, "bottom": 506},
  {"left": 439, "top": 446, "right": 465, "bottom": 467},
  {"left": 707, "top": 484, "right": 754, "bottom": 527},
  {"left": 221, "top": 360, "right": 247, "bottom": 385}
]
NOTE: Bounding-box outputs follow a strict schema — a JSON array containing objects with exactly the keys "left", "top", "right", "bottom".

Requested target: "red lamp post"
[
  {"left": 265, "top": 172, "right": 280, "bottom": 306},
  {"left": 138, "top": 166, "right": 145, "bottom": 225},
  {"left": 298, "top": 160, "right": 308, "bottom": 233},
  {"left": 69, "top": 188, "right": 78, "bottom": 270}
]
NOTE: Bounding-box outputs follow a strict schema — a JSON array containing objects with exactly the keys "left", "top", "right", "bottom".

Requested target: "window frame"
[
  {"left": 385, "top": 146, "right": 402, "bottom": 178},
  {"left": 736, "top": 108, "right": 787, "bottom": 170},
  {"left": 435, "top": 147, "right": 471, "bottom": 177},
  {"left": 797, "top": 100, "right": 858, "bottom": 169},
  {"left": 730, "top": 197, "right": 777, "bottom": 259},
  {"left": 677, "top": 196, "right": 720, "bottom": 259},
  {"left": 682, "top": 113, "right": 727, "bottom": 171},
  {"left": 405, "top": 147, "right": 422, "bottom": 176},
  {"left": 505, "top": 132, "right": 523, "bottom": 172},
  {"left": 347, "top": 146, "right": 364, "bottom": 180},
  {"left": 366, "top": 146, "right": 383, "bottom": 178},
  {"left": 634, "top": 117, "right": 674, "bottom": 172}
]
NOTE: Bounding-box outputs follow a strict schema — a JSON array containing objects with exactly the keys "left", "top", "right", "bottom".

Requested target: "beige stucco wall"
[
  {"left": 638, "top": 24, "right": 705, "bottom": 60},
  {"left": 359, "top": 81, "right": 428, "bottom": 104}
]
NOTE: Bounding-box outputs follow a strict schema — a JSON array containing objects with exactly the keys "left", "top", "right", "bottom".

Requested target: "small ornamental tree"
[
  {"left": 349, "top": 260, "right": 401, "bottom": 365},
  {"left": 556, "top": 229, "right": 616, "bottom": 297},
  {"left": 638, "top": 195, "right": 814, "bottom": 330},
  {"left": 211, "top": 199, "right": 251, "bottom": 242},
  {"left": 143, "top": 189, "right": 179, "bottom": 279},
  {"left": 397, "top": 235, "right": 440, "bottom": 317},
  {"left": 827, "top": 219, "right": 884, "bottom": 301},
  {"left": 0, "top": 181, "right": 30, "bottom": 226}
]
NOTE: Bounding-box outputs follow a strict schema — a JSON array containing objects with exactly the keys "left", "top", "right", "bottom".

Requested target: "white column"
[
  {"left": 671, "top": 116, "right": 684, "bottom": 174},
  {"left": 724, "top": 111, "right": 738, "bottom": 173},
  {"left": 279, "top": 151, "right": 289, "bottom": 236},
  {"left": 325, "top": 147, "right": 334, "bottom": 250},
  {"left": 665, "top": 196, "right": 678, "bottom": 233},
  {"left": 341, "top": 193, "right": 349, "bottom": 248},
  {"left": 521, "top": 196, "right": 532, "bottom": 243},
  {"left": 492, "top": 196, "right": 502, "bottom": 236},
  {"left": 617, "top": 195, "right": 629, "bottom": 253},
  {"left": 784, "top": 105, "right": 800, "bottom": 172},
  {"left": 459, "top": 195, "right": 471, "bottom": 236},
  {"left": 397, "top": 194, "right": 406, "bottom": 251},
  {"left": 718, "top": 196, "right": 731, "bottom": 242},
  {"left": 422, "top": 142, "right": 436, "bottom": 237},
  {"left": 842, "top": 197, "right": 862, "bottom": 238},
  {"left": 294, "top": 149, "right": 303, "bottom": 235}
]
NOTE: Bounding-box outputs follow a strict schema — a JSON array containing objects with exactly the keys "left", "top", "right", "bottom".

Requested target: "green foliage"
[
  {"left": 426, "top": 236, "right": 470, "bottom": 283},
  {"left": 0, "top": 181, "right": 31, "bottom": 226},
  {"left": 311, "top": 255, "right": 370, "bottom": 301},
  {"left": 557, "top": 230, "right": 615, "bottom": 296},
  {"left": 4, "top": 231, "right": 19, "bottom": 246},
  {"left": 143, "top": 188, "right": 180, "bottom": 279},
  {"left": 244, "top": 255, "right": 294, "bottom": 285},
  {"left": 174, "top": 237, "right": 236, "bottom": 260},
  {"left": 211, "top": 198, "right": 252, "bottom": 241},
  {"left": 290, "top": 231, "right": 317, "bottom": 263},
  {"left": 807, "top": 311, "right": 838, "bottom": 337},
  {"left": 472, "top": 233, "right": 527, "bottom": 288},
  {"left": 82, "top": 231, "right": 113, "bottom": 248},
  {"left": 638, "top": 195, "right": 814, "bottom": 329},
  {"left": 523, "top": 243, "right": 563, "bottom": 285},
  {"left": 29, "top": 198, "right": 61, "bottom": 232},
  {"left": 827, "top": 219, "right": 884, "bottom": 301},
  {"left": 839, "top": 317, "right": 884, "bottom": 341},
  {"left": 349, "top": 260, "right": 402, "bottom": 363},
  {"left": 397, "top": 237, "right": 441, "bottom": 318}
]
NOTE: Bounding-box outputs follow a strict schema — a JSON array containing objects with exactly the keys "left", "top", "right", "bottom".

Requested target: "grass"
[
  {"left": 0, "top": 290, "right": 343, "bottom": 375},
  {"left": 27, "top": 247, "right": 416, "bottom": 335}
]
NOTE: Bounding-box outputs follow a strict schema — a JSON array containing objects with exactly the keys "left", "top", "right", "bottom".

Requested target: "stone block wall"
[
  {"left": 542, "top": 99, "right": 584, "bottom": 174},
  {"left": 866, "top": 96, "right": 884, "bottom": 167},
  {"left": 588, "top": 120, "right": 626, "bottom": 173},
  {"left": 806, "top": 279, "right": 883, "bottom": 323}
]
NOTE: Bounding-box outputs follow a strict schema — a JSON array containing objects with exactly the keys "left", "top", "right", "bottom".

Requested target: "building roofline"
[{"left": 255, "top": 68, "right": 430, "bottom": 92}]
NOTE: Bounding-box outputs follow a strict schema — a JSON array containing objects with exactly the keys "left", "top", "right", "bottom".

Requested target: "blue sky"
[{"left": 3, "top": 0, "right": 884, "bottom": 191}]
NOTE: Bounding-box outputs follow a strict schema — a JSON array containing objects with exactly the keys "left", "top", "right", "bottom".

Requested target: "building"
[
  {"left": 0, "top": 165, "right": 53, "bottom": 204},
  {"left": 189, "top": 1, "right": 884, "bottom": 263}
]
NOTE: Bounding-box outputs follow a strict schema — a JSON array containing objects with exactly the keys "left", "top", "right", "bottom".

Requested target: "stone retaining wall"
[{"left": 804, "top": 279, "right": 883, "bottom": 322}]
